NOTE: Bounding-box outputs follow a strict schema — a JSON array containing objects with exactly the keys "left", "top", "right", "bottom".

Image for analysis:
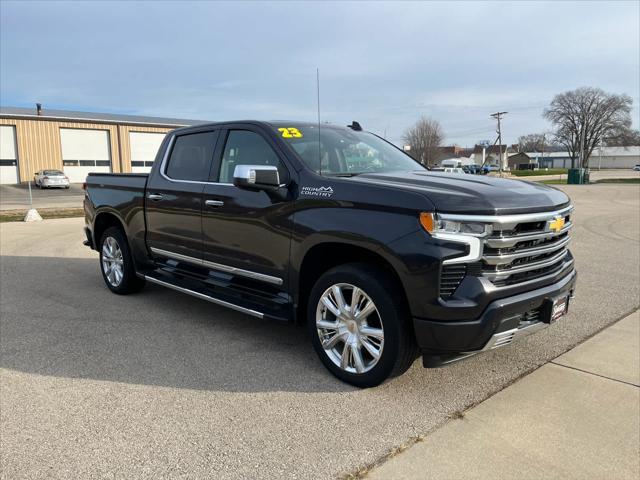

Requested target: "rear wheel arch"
[
  {"left": 296, "top": 242, "right": 410, "bottom": 325},
  {"left": 93, "top": 211, "right": 127, "bottom": 249}
]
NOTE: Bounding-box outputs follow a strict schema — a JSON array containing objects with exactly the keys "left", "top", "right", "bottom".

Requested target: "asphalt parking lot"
[
  {"left": 0, "top": 183, "right": 85, "bottom": 211},
  {"left": 1, "top": 184, "right": 639, "bottom": 479}
]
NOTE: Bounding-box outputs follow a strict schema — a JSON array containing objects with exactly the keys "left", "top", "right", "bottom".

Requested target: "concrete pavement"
[
  {"left": 1, "top": 184, "right": 639, "bottom": 479},
  {"left": 0, "top": 183, "right": 85, "bottom": 210},
  {"left": 367, "top": 311, "right": 640, "bottom": 480}
]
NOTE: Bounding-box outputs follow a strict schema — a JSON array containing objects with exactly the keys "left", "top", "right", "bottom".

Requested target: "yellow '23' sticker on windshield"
[{"left": 278, "top": 127, "right": 303, "bottom": 138}]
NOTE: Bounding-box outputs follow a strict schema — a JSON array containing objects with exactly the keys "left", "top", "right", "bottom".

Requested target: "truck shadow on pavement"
[{"left": 0, "top": 255, "right": 354, "bottom": 393}]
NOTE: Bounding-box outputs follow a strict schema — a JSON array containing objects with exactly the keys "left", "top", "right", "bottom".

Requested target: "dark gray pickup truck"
[{"left": 83, "top": 120, "right": 577, "bottom": 387}]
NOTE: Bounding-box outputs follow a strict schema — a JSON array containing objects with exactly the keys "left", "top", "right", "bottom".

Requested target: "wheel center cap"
[{"left": 346, "top": 320, "right": 358, "bottom": 333}]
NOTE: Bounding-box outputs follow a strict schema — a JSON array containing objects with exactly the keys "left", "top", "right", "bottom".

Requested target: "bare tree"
[
  {"left": 517, "top": 133, "right": 547, "bottom": 152},
  {"left": 402, "top": 117, "right": 444, "bottom": 166},
  {"left": 604, "top": 129, "right": 640, "bottom": 146},
  {"left": 544, "top": 87, "right": 633, "bottom": 168}
]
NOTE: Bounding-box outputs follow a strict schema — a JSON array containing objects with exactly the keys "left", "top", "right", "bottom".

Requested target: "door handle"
[
  {"left": 205, "top": 200, "right": 224, "bottom": 207},
  {"left": 148, "top": 193, "right": 163, "bottom": 201}
]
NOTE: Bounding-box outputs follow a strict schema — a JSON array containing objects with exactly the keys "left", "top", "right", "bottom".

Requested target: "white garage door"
[
  {"left": 0, "top": 125, "right": 19, "bottom": 184},
  {"left": 60, "top": 128, "right": 111, "bottom": 183},
  {"left": 130, "top": 132, "right": 165, "bottom": 173}
]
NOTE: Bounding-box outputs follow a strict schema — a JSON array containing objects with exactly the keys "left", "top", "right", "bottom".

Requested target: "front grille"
[
  {"left": 439, "top": 265, "right": 466, "bottom": 298},
  {"left": 480, "top": 209, "right": 573, "bottom": 287},
  {"left": 438, "top": 206, "right": 574, "bottom": 291}
]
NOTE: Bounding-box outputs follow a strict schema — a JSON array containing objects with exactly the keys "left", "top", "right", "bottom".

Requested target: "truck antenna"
[{"left": 317, "top": 67, "right": 322, "bottom": 176}]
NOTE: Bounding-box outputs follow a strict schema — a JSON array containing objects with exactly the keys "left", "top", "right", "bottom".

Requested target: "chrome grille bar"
[
  {"left": 485, "top": 222, "right": 573, "bottom": 248},
  {"left": 483, "top": 249, "right": 569, "bottom": 281},
  {"left": 438, "top": 205, "right": 573, "bottom": 230},
  {"left": 483, "top": 235, "right": 571, "bottom": 265}
]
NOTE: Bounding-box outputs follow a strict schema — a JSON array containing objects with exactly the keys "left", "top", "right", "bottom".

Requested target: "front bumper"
[{"left": 416, "top": 268, "right": 577, "bottom": 367}]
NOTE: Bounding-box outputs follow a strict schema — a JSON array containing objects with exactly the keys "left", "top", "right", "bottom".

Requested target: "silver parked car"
[{"left": 34, "top": 169, "right": 70, "bottom": 189}]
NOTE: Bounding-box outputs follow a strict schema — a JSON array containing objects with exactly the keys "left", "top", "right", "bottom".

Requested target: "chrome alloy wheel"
[
  {"left": 101, "top": 236, "right": 124, "bottom": 287},
  {"left": 315, "top": 283, "right": 384, "bottom": 374}
]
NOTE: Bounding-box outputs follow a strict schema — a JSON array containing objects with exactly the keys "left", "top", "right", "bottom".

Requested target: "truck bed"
[{"left": 85, "top": 172, "right": 148, "bottom": 217}]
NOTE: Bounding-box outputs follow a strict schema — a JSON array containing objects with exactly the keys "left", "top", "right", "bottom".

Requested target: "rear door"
[{"left": 145, "top": 129, "right": 219, "bottom": 261}]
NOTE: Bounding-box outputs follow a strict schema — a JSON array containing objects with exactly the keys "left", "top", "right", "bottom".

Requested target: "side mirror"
[{"left": 233, "top": 165, "right": 281, "bottom": 191}]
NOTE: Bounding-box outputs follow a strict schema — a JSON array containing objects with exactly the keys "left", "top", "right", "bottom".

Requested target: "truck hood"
[{"left": 350, "top": 170, "right": 570, "bottom": 215}]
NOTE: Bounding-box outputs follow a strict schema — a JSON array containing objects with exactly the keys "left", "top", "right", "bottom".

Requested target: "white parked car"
[
  {"left": 34, "top": 169, "right": 70, "bottom": 189},
  {"left": 443, "top": 167, "right": 466, "bottom": 174},
  {"left": 633, "top": 164, "right": 640, "bottom": 171}
]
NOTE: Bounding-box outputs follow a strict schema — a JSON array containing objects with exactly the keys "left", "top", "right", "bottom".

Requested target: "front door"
[
  {"left": 201, "top": 128, "right": 293, "bottom": 290},
  {"left": 145, "top": 129, "right": 219, "bottom": 261}
]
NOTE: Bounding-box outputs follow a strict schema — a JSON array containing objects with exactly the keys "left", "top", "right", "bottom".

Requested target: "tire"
[
  {"left": 98, "top": 226, "right": 145, "bottom": 294},
  {"left": 307, "top": 263, "right": 418, "bottom": 388}
]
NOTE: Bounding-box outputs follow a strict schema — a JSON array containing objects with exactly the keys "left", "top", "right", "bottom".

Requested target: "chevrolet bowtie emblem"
[{"left": 548, "top": 216, "right": 565, "bottom": 233}]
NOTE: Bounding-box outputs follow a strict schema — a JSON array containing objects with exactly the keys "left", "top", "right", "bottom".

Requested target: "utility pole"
[
  {"left": 490, "top": 112, "right": 508, "bottom": 173},
  {"left": 598, "top": 140, "right": 602, "bottom": 170}
]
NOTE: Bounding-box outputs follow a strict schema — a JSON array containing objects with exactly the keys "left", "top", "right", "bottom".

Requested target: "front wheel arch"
[{"left": 296, "top": 242, "right": 410, "bottom": 325}]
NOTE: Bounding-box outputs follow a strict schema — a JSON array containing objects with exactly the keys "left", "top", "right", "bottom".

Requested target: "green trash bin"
[{"left": 567, "top": 168, "right": 581, "bottom": 184}]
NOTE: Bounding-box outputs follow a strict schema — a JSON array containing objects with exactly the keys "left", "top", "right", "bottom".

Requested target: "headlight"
[{"left": 420, "top": 212, "right": 492, "bottom": 237}]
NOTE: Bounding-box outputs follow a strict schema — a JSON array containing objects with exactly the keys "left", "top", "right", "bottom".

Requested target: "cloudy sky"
[{"left": 1, "top": 0, "right": 638, "bottom": 147}]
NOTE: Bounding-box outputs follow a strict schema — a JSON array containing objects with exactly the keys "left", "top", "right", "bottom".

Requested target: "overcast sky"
[{"left": 1, "top": 0, "right": 638, "bottom": 147}]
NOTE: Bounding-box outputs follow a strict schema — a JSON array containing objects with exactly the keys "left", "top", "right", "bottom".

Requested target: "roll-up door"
[
  {"left": 0, "top": 125, "right": 19, "bottom": 184},
  {"left": 60, "top": 128, "right": 111, "bottom": 183},
  {"left": 129, "top": 132, "right": 165, "bottom": 173}
]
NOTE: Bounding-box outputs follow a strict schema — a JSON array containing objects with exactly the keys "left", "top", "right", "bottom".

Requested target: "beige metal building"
[{"left": 0, "top": 106, "right": 201, "bottom": 184}]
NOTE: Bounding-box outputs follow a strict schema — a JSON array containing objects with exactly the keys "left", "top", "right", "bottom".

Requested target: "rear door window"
[{"left": 166, "top": 131, "right": 218, "bottom": 182}]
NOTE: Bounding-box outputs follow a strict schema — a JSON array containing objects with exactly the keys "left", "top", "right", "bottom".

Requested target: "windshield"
[
  {"left": 44, "top": 170, "right": 64, "bottom": 175},
  {"left": 271, "top": 123, "right": 424, "bottom": 176}
]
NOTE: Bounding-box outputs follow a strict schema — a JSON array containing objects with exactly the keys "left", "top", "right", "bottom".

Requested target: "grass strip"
[
  {"left": 0, "top": 207, "right": 84, "bottom": 223},
  {"left": 511, "top": 169, "right": 568, "bottom": 177}
]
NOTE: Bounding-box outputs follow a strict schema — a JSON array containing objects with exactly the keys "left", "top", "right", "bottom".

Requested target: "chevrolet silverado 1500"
[{"left": 84, "top": 121, "right": 576, "bottom": 387}]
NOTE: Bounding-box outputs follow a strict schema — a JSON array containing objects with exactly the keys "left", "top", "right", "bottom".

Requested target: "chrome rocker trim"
[{"left": 150, "top": 247, "right": 283, "bottom": 286}]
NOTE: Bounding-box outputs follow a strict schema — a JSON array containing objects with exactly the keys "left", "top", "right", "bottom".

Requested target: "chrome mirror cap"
[{"left": 233, "top": 165, "right": 280, "bottom": 189}]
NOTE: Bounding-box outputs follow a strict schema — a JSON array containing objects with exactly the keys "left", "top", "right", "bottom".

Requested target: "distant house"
[
  {"left": 526, "top": 152, "right": 573, "bottom": 169},
  {"left": 436, "top": 145, "right": 466, "bottom": 158},
  {"left": 526, "top": 146, "right": 640, "bottom": 169},
  {"left": 468, "top": 144, "right": 513, "bottom": 169},
  {"left": 507, "top": 152, "right": 535, "bottom": 170}
]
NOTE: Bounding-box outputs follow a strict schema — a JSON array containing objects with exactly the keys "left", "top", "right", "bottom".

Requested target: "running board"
[{"left": 144, "top": 274, "right": 264, "bottom": 319}]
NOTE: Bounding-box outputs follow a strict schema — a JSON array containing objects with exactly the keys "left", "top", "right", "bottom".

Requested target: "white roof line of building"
[{"left": 0, "top": 112, "right": 191, "bottom": 128}]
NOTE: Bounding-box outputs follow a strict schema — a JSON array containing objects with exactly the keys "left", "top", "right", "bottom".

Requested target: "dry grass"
[
  {"left": 341, "top": 434, "right": 428, "bottom": 479},
  {"left": 340, "top": 410, "right": 466, "bottom": 479}
]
